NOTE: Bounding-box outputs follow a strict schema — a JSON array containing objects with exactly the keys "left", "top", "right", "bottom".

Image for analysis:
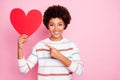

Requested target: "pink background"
[{"left": 0, "top": 0, "right": 120, "bottom": 80}]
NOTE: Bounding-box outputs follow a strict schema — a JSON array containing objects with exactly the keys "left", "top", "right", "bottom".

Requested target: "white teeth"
[{"left": 54, "top": 32, "right": 59, "bottom": 35}]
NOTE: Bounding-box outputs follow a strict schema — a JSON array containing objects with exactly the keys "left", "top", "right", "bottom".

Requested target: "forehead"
[{"left": 49, "top": 18, "right": 64, "bottom": 23}]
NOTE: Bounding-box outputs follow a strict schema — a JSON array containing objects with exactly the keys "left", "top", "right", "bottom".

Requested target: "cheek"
[
  {"left": 48, "top": 27, "right": 54, "bottom": 30},
  {"left": 59, "top": 27, "right": 65, "bottom": 31},
  {"left": 48, "top": 29, "right": 53, "bottom": 33}
]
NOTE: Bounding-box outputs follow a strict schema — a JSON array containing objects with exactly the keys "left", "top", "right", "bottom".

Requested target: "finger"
[
  {"left": 45, "top": 44, "right": 52, "bottom": 48},
  {"left": 22, "top": 34, "right": 28, "bottom": 38}
]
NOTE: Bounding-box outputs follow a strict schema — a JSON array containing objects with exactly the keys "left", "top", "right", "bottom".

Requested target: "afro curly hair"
[{"left": 43, "top": 5, "right": 71, "bottom": 29}]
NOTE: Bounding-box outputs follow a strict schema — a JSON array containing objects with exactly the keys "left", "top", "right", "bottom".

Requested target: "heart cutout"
[{"left": 10, "top": 8, "right": 42, "bottom": 36}]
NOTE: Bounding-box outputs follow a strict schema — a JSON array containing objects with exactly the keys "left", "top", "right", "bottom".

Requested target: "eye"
[
  {"left": 50, "top": 24, "right": 53, "bottom": 26},
  {"left": 49, "top": 23, "right": 54, "bottom": 27},
  {"left": 58, "top": 23, "right": 63, "bottom": 27}
]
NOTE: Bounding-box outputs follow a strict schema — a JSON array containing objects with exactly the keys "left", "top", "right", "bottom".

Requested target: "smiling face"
[{"left": 48, "top": 18, "right": 65, "bottom": 41}]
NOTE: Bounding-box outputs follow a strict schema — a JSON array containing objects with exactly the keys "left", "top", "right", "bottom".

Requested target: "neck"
[{"left": 49, "top": 36, "right": 63, "bottom": 41}]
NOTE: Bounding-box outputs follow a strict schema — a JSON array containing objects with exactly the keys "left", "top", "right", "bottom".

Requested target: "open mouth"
[{"left": 54, "top": 31, "right": 60, "bottom": 35}]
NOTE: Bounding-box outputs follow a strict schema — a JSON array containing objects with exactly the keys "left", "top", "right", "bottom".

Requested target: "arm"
[
  {"left": 18, "top": 34, "right": 28, "bottom": 59},
  {"left": 46, "top": 44, "right": 71, "bottom": 67},
  {"left": 17, "top": 34, "right": 37, "bottom": 73},
  {"left": 68, "top": 43, "right": 84, "bottom": 75},
  {"left": 46, "top": 44, "right": 84, "bottom": 75}
]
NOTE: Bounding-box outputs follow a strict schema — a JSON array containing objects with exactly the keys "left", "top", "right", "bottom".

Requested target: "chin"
[
  {"left": 54, "top": 36, "right": 60, "bottom": 38},
  {"left": 53, "top": 35, "right": 61, "bottom": 38}
]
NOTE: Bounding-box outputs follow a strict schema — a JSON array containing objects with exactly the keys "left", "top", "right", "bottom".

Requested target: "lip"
[
  {"left": 54, "top": 31, "right": 59, "bottom": 34},
  {"left": 53, "top": 31, "right": 60, "bottom": 35}
]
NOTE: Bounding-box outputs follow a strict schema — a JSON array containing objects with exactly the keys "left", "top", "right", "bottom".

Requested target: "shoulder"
[
  {"left": 64, "top": 38, "right": 77, "bottom": 45},
  {"left": 63, "top": 38, "right": 79, "bottom": 49},
  {"left": 64, "top": 38, "right": 80, "bottom": 53}
]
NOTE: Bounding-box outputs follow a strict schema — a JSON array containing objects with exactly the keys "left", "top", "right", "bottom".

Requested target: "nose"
[{"left": 54, "top": 25, "right": 58, "bottom": 31}]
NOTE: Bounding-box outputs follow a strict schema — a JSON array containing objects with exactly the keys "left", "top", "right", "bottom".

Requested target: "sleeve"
[
  {"left": 18, "top": 46, "right": 38, "bottom": 73},
  {"left": 68, "top": 42, "right": 84, "bottom": 75}
]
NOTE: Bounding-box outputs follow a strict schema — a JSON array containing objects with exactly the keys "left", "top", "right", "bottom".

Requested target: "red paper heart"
[{"left": 10, "top": 8, "right": 42, "bottom": 36}]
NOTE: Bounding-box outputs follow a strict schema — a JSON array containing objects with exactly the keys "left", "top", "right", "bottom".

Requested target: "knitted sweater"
[{"left": 18, "top": 38, "right": 84, "bottom": 80}]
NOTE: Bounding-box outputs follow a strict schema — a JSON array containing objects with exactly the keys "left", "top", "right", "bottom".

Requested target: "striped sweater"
[{"left": 18, "top": 38, "right": 84, "bottom": 80}]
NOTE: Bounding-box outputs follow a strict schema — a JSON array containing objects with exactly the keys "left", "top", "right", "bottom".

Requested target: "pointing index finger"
[{"left": 45, "top": 44, "right": 52, "bottom": 48}]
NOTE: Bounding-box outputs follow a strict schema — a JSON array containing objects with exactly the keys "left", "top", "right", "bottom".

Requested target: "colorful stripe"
[
  {"left": 36, "top": 48, "right": 73, "bottom": 52},
  {"left": 38, "top": 72, "right": 72, "bottom": 76}
]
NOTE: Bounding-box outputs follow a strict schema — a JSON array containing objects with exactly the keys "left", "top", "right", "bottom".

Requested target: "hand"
[
  {"left": 18, "top": 34, "right": 28, "bottom": 49},
  {"left": 46, "top": 44, "right": 71, "bottom": 67},
  {"left": 46, "top": 44, "right": 62, "bottom": 59}
]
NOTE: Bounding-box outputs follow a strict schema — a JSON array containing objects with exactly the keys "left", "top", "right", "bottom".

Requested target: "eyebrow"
[{"left": 49, "top": 22, "right": 63, "bottom": 24}]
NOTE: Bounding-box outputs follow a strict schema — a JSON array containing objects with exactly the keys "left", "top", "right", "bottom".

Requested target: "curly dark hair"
[{"left": 43, "top": 5, "right": 71, "bottom": 29}]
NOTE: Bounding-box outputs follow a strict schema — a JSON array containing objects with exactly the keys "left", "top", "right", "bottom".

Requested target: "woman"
[{"left": 18, "top": 5, "right": 83, "bottom": 80}]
